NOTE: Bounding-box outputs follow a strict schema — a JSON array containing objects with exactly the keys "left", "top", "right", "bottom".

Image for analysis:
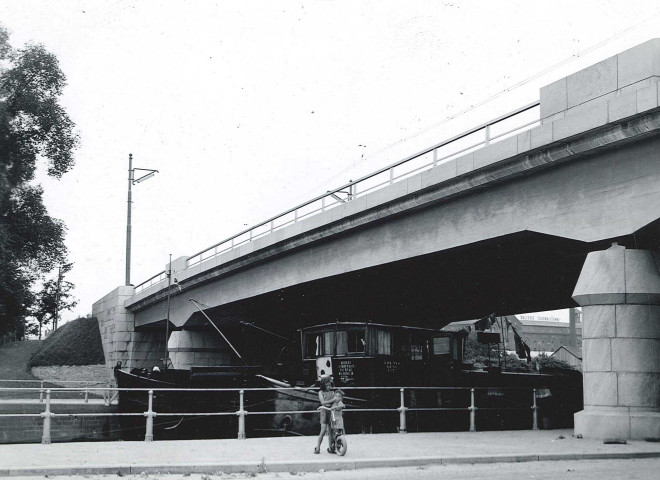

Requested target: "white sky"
[{"left": 1, "top": 0, "right": 659, "bottom": 322}]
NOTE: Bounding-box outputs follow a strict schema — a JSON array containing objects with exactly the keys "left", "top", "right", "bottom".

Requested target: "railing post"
[
  {"left": 39, "top": 381, "right": 44, "bottom": 403},
  {"left": 485, "top": 124, "right": 491, "bottom": 145},
  {"left": 321, "top": 197, "right": 326, "bottom": 212},
  {"left": 389, "top": 167, "right": 394, "bottom": 185},
  {"left": 84, "top": 382, "right": 89, "bottom": 403},
  {"left": 532, "top": 388, "right": 538, "bottom": 431},
  {"left": 398, "top": 388, "right": 407, "bottom": 433},
  {"left": 144, "top": 390, "right": 155, "bottom": 442},
  {"left": 104, "top": 384, "right": 110, "bottom": 407},
  {"left": 469, "top": 388, "right": 477, "bottom": 432},
  {"left": 237, "top": 389, "right": 246, "bottom": 439},
  {"left": 41, "top": 389, "right": 53, "bottom": 444}
]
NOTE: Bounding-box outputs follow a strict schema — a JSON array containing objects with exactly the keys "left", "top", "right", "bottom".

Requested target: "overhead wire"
[{"left": 293, "top": 9, "right": 660, "bottom": 204}]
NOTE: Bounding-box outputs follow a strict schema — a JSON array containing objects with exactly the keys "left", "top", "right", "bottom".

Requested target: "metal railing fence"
[
  {"left": 0, "top": 331, "right": 18, "bottom": 345},
  {"left": 0, "top": 379, "right": 116, "bottom": 404},
  {"left": 0, "top": 384, "right": 544, "bottom": 444},
  {"left": 134, "top": 102, "right": 540, "bottom": 294}
]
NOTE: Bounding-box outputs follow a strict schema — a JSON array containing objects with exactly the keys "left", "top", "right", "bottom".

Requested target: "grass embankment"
[
  {"left": 0, "top": 317, "right": 107, "bottom": 397},
  {"left": 28, "top": 316, "right": 105, "bottom": 367},
  {"left": 0, "top": 341, "right": 43, "bottom": 380}
]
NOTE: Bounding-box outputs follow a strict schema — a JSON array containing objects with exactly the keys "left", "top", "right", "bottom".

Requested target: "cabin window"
[
  {"left": 410, "top": 344, "right": 423, "bottom": 360},
  {"left": 376, "top": 330, "right": 392, "bottom": 355},
  {"left": 305, "top": 334, "right": 322, "bottom": 358},
  {"left": 452, "top": 338, "right": 461, "bottom": 361},
  {"left": 336, "top": 329, "right": 366, "bottom": 355},
  {"left": 304, "top": 332, "right": 334, "bottom": 357},
  {"left": 432, "top": 337, "right": 450, "bottom": 355},
  {"left": 349, "top": 329, "right": 365, "bottom": 354},
  {"left": 322, "top": 331, "right": 335, "bottom": 355},
  {"left": 407, "top": 333, "right": 426, "bottom": 360},
  {"left": 336, "top": 331, "right": 348, "bottom": 355}
]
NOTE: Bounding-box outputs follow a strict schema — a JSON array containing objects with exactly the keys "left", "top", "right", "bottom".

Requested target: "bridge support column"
[
  {"left": 572, "top": 243, "right": 660, "bottom": 440},
  {"left": 93, "top": 285, "right": 166, "bottom": 377}
]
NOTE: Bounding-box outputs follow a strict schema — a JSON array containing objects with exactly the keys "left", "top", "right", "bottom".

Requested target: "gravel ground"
[{"left": 31, "top": 364, "right": 111, "bottom": 387}]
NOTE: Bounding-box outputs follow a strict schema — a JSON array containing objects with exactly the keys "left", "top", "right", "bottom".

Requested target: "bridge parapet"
[{"left": 541, "top": 38, "right": 660, "bottom": 122}]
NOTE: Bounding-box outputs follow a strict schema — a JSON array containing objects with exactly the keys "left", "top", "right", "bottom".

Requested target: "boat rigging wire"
[{"left": 188, "top": 298, "right": 247, "bottom": 365}]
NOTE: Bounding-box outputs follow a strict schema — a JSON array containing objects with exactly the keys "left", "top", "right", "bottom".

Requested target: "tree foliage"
[
  {"left": 0, "top": 26, "right": 79, "bottom": 336},
  {"left": 463, "top": 336, "right": 575, "bottom": 372},
  {"left": 25, "top": 263, "right": 78, "bottom": 338}
]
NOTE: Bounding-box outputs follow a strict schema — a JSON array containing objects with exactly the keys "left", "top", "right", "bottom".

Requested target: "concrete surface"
[{"left": 0, "top": 429, "right": 659, "bottom": 476}]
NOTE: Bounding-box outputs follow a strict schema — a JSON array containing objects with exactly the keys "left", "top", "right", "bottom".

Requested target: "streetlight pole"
[
  {"left": 125, "top": 153, "right": 158, "bottom": 286},
  {"left": 125, "top": 154, "right": 133, "bottom": 286}
]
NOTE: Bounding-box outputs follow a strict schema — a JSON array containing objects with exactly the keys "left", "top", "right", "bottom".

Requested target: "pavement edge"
[{"left": 3, "top": 451, "right": 660, "bottom": 477}]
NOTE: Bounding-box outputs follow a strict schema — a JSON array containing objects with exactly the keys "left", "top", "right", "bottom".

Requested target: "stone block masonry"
[
  {"left": 573, "top": 244, "right": 660, "bottom": 440},
  {"left": 541, "top": 38, "right": 660, "bottom": 120},
  {"left": 92, "top": 285, "right": 167, "bottom": 378}
]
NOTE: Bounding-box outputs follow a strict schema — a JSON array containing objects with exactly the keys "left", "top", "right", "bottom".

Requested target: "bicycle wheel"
[{"left": 335, "top": 435, "right": 347, "bottom": 456}]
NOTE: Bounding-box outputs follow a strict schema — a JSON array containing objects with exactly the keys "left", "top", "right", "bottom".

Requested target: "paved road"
[{"left": 7, "top": 459, "right": 660, "bottom": 480}]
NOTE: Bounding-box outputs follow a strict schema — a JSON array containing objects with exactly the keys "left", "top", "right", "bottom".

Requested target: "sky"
[{"left": 1, "top": 0, "right": 659, "bottom": 323}]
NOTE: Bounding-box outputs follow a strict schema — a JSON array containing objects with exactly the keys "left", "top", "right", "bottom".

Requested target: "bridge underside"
[{"left": 142, "top": 219, "right": 658, "bottom": 343}]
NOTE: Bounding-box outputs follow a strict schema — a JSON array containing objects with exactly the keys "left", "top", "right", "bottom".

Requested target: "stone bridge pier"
[{"left": 573, "top": 244, "right": 660, "bottom": 440}]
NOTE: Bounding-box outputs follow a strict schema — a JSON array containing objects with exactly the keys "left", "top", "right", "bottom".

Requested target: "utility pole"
[
  {"left": 125, "top": 153, "right": 158, "bottom": 286},
  {"left": 126, "top": 153, "right": 133, "bottom": 285}
]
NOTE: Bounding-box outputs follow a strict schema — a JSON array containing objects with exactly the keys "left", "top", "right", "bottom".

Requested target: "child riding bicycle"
[
  {"left": 317, "top": 389, "right": 348, "bottom": 456},
  {"left": 329, "top": 389, "right": 345, "bottom": 434}
]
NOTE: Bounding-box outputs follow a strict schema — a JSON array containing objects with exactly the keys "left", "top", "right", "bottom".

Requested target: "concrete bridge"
[{"left": 94, "top": 39, "right": 660, "bottom": 440}]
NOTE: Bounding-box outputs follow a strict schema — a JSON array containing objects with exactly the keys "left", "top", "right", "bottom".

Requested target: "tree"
[
  {"left": 0, "top": 26, "right": 79, "bottom": 337},
  {"left": 26, "top": 263, "right": 78, "bottom": 339},
  {"left": 463, "top": 336, "right": 575, "bottom": 372}
]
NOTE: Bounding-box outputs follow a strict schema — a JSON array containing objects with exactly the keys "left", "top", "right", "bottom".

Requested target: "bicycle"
[{"left": 318, "top": 405, "right": 348, "bottom": 456}]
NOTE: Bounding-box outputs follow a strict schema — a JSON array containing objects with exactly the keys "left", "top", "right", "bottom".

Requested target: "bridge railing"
[
  {"left": 0, "top": 384, "right": 547, "bottom": 443},
  {"left": 134, "top": 102, "right": 540, "bottom": 294}
]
